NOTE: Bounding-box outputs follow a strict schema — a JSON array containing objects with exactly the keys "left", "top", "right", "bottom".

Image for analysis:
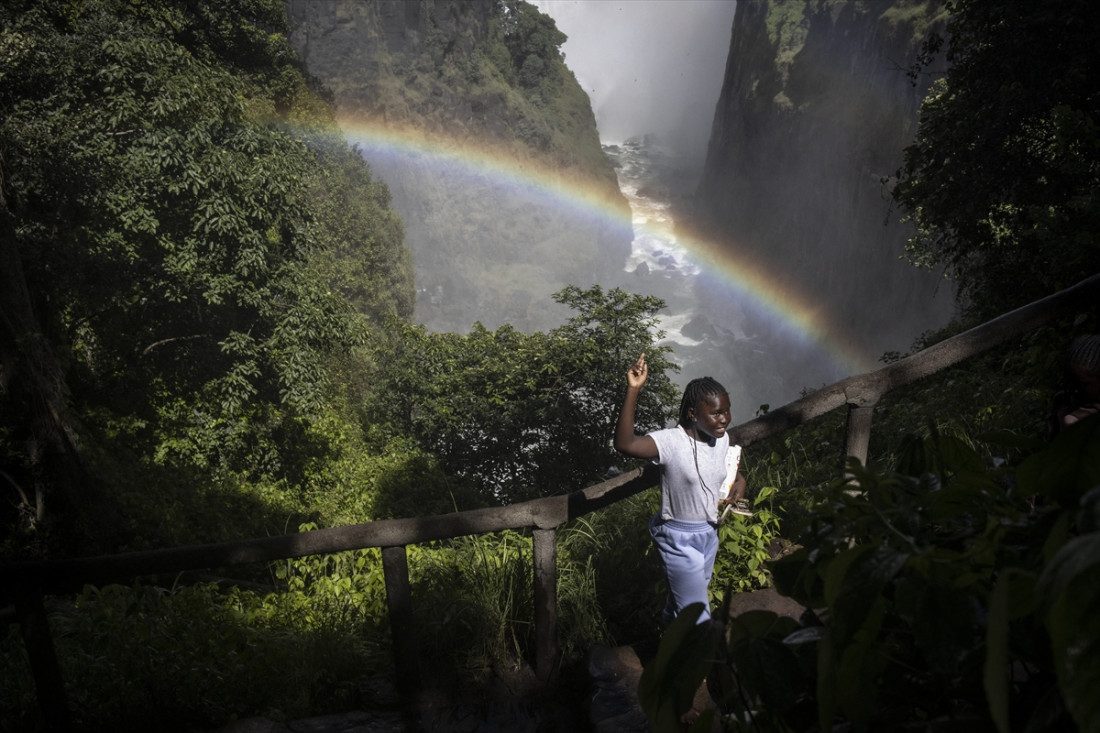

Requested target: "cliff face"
[
  {"left": 286, "top": 0, "right": 630, "bottom": 332},
  {"left": 696, "top": 0, "right": 954, "bottom": 364}
]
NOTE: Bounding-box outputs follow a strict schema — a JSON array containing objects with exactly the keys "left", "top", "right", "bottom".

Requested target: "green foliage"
[
  {"left": 0, "top": 0, "right": 412, "bottom": 550},
  {"left": 878, "top": 0, "right": 949, "bottom": 43},
  {"left": 270, "top": 532, "right": 389, "bottom": 627},
  {"left": 639, "top": 604, "right": 717, "bottom": 733},
  {"left": 563, "top": 487, "right": 668, "bottom": 640},
  {"left": 415, "top": 530, "right": 536, "bottom": 674},
  {"left": 5, "top": 0, "right": 354, "bottom": 413},
  {"left": 0, "top": 578, "right": 389, "bottom": 731},
  {"left": 0, "top": 518, "right": 624, "bottom": 728},
  {"left": 309, "top": 0, "right": 617, "bottom": 183},
  {"left": 492, "top": 0, "right": 567, "bottom": 95},
  {"left": 370, "top": 285, "right": 679, "bottom": 503},
  {"left": 712, "top": 487, "right": 783, "bottom": 597},
  {"left": 641, "top": 415, "right": 1100, "bottom": 731},
  {"left": 764, "top": 0, "right": 810, "bottom": 78},
  {"left": 894, "top": 0, "right": 1100, "bottom": 316}
]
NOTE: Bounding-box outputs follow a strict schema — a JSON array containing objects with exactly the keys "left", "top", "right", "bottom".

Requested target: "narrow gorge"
[
  {"left": 692, "top": 0, "right": 956, "bottom": 395},
  {"left": 286, "top": 0, "right": 962, "bottom": 410},
  {"left": 287, "top": 0, "right": 631, "bottom": 332}
]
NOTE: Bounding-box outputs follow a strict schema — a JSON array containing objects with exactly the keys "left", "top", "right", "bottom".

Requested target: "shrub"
[{"left": 641, "top": 417, "right": 1100, "bottom": 731}]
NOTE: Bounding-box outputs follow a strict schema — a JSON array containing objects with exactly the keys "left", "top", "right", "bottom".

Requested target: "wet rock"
[
  {"left": 726, "top": 587, "right": 808, "bottom": 622},
  {"left": 682, "top": 315, "right": 717, "bottom": 341},
  {"left": 288, "top": 710, "right": 405, "bottom": 732},
  {"left": 588, "top": 645, "right": 648, "bottom": 733},
  {"left": 212, "top": 719, "right": 291, "bottom": 733},
  {"left": 209, "top": 711, "right": 407, "bottom": 733}
]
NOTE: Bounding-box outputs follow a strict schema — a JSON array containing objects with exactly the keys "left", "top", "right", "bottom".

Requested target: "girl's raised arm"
[{"left": 613, "top": 353, "right": 658, "bottom": 459}]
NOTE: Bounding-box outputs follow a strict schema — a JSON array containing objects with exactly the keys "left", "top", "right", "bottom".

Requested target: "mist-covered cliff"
[
  {"left": 696, "top": 0, "right": 955, "bottom": 366},
  {"left": 287, "top": 0, "right": 631, "bottom": 331}
]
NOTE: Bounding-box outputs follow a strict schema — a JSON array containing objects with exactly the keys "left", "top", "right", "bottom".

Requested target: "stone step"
[
  {"left": 588, "top": 588, "right": 810, "bottom": 732},
  {"left": 588, "top": 644, "right": 649, "bottom": 733}
]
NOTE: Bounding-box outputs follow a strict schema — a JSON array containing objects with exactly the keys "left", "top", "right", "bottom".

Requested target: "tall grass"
[
  {"left": 0, "top": 517, "right": 647, "bottom": 729},
  {"left": 0, "top": 578, "right": 391, "bottom": 732}
]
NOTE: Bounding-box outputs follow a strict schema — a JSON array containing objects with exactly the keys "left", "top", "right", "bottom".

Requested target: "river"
[{"left": 604, "top": 135, "right": 848, "bottom": 420}]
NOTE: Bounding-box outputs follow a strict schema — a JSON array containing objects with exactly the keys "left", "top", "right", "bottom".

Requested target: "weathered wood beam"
[
  {"left": 532, "top": 528, "right": 559, "bottom": 684},
  {"left": 734, "top": 272, "right": 1100, "bottom": 447},
  {"left": 0, "top": 466, "right": 657, "bottom": 600},
  {"left": 842, "top": 402, "right": 877, "bottom": 473},
  {"left": 14, "top": 593, "right": 69, "bottom": 731},
  {"left": 381, "top": 545, "right": 420, "bottom": 695}
]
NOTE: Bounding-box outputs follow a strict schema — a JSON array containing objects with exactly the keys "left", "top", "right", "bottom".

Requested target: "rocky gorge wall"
[
  {"left": 286, "top": 0, "right": 631, "bottom": 332},
  {"left": 696, "top": 0, "right": 955, "bottom": 367}
]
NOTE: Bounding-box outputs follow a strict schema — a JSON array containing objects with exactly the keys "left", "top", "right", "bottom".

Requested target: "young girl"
[{"left": 613, "top": 353, "right": 748, "bottom": 625}]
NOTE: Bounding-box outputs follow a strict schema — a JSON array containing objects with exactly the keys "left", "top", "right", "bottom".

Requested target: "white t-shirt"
[{"left": 649, "top": 426, "right": 730, "bottom": 523}]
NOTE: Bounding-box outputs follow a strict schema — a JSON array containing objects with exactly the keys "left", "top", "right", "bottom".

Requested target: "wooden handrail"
[
  {"left": 0, "top": 465, "right": 658, "bottom": 600},
  {"left": 3, "top": 272, "right": 1097, "bottom": 728},
  {"left": 734, "top": 272, "right": 1100, "bottom": 447}
]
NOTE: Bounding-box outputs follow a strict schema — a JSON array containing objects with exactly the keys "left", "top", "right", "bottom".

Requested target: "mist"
[{"left": 534, "top": 0, "right": 736, "bottom": 169}]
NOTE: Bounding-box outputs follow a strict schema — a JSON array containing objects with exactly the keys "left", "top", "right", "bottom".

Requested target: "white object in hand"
[{"left": 718, "top": 444, "right": 742, "bottom": 502}]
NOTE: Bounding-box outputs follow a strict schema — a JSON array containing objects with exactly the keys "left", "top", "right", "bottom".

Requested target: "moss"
[
  {"left": 765, "top": 0, "right": 811, "bottom": 77},
  {"left": 879, "top": 0, "right": 948, "bottom": 45},
  {"left": 763, "top": 0, "right": 946, "bottom": 99},
  {"left": 773, "top": 90, "right": 795, "bottom": 110},
  {"left": 306, "top": 0, "right": 616, "bottom": 195}
]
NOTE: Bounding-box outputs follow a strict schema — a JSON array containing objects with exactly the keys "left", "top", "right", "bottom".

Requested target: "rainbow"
[{"left": 327, "top": 116, "right": 873, "bottom": 374}]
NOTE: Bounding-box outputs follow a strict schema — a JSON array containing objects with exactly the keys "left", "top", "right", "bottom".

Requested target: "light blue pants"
[{"left": 649, "top": 516, "right": 719, "bottom": 624}]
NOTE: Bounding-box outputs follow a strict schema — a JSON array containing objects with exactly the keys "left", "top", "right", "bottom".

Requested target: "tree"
[
  {"left": 493, "top": 0, "right": 567, "bottom": 92},
  {"left": 0, "top": 159, "right": 89, "bottom": 539},
  {"left": 0, "top": 0, "right": 410, "bottom": 546},
  {"left": 894, "top": 0, "right": 1100, "bottom": 316},
  {"left": 371, "top": 286, "right": 679, "bottom": 504}
]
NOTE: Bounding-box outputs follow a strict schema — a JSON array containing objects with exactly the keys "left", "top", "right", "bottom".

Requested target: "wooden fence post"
[
  {"left": 14, "top": 592, "right": 70, "bottom": 731},
  {"left": 532, "top": 528, "right": 559, "bottom": 683},
  {"left": 842, "top": 401, "right": 877, "bottom": 474},
  {"left": 381, "top": 545, "right": 420, "bottom": 695}
]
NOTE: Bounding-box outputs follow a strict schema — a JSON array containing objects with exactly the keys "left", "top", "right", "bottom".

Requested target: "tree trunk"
[{"left": 0, "top": 161, "right": 86, "bottom": 533}]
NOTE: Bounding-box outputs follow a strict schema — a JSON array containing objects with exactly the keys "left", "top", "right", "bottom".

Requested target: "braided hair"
[
  {"left": 678, "top": 376, "right": 730, "bottom": 502},
  {"left": 1068, "top": 335, "right": 1100, "bottom": 376},
  {"left": 678, "top": 376, "right": 729, "bottom": 428}
]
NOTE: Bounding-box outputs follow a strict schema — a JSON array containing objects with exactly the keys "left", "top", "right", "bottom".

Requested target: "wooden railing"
[{"left": 2, "top": 272, "right": 1098, "bottom": 730}]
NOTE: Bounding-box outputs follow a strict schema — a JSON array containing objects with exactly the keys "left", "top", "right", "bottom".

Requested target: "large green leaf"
[
  {"left": 1078, "top": 486, "right": 1100, "bottom": 534},
  {"left": 816, "top": 630, "right": 836, "bottom": 733},
  {"left": 1038, "top": 532, "right": 1100, "bottom": 731},
  {"left": 1017, "top": 415, "right": 1100, "bottom": 505},
  {"left": 827, "top": 545, "right": 908, "bottom": 647},
  {"left": 895, "top": 426, "right": 984, "bottom": 478},
  {"left": 769, "top": 547, "right": 824, "bottom": 608},
  {"left": 834, "top": 597, "right": 887, "bottom": 725},
  {"left": 912, "top": 579, "right": 979, "bottom": 673},
  {"left": 984, "top": 571, "right": 1014, "bottom": 733},
  {"left": 823, "top": 544, "right": 875, "bottom": 608},
  {"left": 977, "top": 428, "right": 1045, "bottom": 453},
  {"left": 728, "top": 612, "right": 805, "bottom": 714},
  {"left": 639, "top": 603, "right": 715, "bottom": 731}
]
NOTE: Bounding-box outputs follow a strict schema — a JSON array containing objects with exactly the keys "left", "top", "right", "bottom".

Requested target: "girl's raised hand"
[{"left": 627, "top": 353, "right": 648, "bottom": 389}]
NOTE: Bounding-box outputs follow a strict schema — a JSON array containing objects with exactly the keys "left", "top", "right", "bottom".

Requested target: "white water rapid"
[{"left": 604, "top": 135, "right": 850, "bottom": 420}]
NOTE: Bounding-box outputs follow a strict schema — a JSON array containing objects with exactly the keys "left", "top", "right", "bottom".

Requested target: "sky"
[{"left": 534, "top": 0, "right": 737, "bottom": 166}]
